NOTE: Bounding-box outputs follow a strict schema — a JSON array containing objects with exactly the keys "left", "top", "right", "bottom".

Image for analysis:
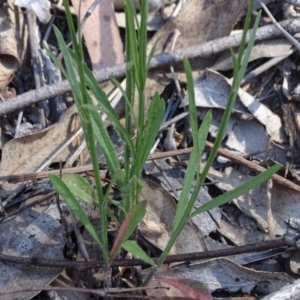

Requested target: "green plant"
[{"left": 48, "top": 0, "right": 280, "bottom": 273}]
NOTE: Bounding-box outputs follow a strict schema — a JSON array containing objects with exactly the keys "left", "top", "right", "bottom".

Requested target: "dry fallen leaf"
[
  {"left": 0, "top": 105, "right": 82, "bottom": 196},
  {"left": 0, "top": 201, "right": 65, "bottom": 300},
  {"left": 154, "top": 276, "right": 213, "bottom": 300},
  {"left": 14, "top": 0, "right": 50, "bottom": 23},
  {"left": 207, "top": 166, "right": 300, "bottom": 235},
  {"left": 172, "top": 257, "right": 293, "bottom": 295},
  {"left": 139, "top": 180, "right": 206, "bottom": 255},
  {"left": 0, "top": 6, "right": 20, "bottom": 88},
  {"left": 212, "top": 38, "right": 293, "bottom": 71},
  {"left": 180, "top": 69, "right": 251, "bottom": 115},
  {"left": 142, "top": 0, "right": 248, "bottom": 116},
  {"left": 71, "top": 0, "right": 124, "bottom": 70}
]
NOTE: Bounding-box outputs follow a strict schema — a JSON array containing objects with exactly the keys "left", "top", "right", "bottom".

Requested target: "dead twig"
[
  {"left": 150, "top": 142, "right": 300, "bottom": 193},
  {"left": 0, "top": 238, "right": 288, "bottom": 272},
  {"left": 1, "top": 141, "right": 300, "bottom": 194},
  {"left": 1, "top": 19, "right": 300, "bottom": 115}
]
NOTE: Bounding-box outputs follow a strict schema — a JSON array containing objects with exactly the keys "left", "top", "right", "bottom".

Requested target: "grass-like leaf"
[
  {"left": 122, "top": 240, "right": 155, "bottom": 265},
  {"left": 89, "top": 108, "right": 122, "bottom": 179},
  {"left": 137, "top": 93, "right": 165, "bottom": 171},
  {"left": 172, "top": 110, "right": 211, "bottom": 232},
  {"left": 49, "top": 174, "right": 101, "bottom": 245},
  {"left": 109, "top": 200, "right": 146, "bottom": 262},
  {"left": 62, "top": 174, "right": 96, "bottom": 205},
  {"left": 189, "top": 164, "right": 281, "bottom": 219},
  {"left": 157, "top": 0, "right": 280, "bottom": 268}
]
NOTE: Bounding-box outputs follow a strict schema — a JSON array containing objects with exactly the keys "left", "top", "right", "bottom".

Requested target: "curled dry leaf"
[
  {"left": 198, "top": 108, "right": 270, "bottom": 161},
  {"left": 0, "top": 6, "right": 20, "bottom": 88},
  {"left": 236, "top": 87, "right": 287, "bottom": 143}
]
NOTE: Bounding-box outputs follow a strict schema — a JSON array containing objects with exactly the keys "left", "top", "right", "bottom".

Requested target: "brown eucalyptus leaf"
[
  {"left": 142, "top": 0, "right": 248, "bottom": 115},
  {"left": 172, "top": 257, "right": 293, "bottom": 294},
  {"left": 139, "top": 180, "right": 205, "bottom": 255},
  {"left": 0, "top": 6, "right": 20, "bottom": 88},
  {"left": 71, "top": 0, "right": 124, "bottom": 70},
  {"left": 155, "top": 276, "right": 213, "bottom": 300},
  {"left": 0, "top": 105, "right": 82, "bottom": 196}
]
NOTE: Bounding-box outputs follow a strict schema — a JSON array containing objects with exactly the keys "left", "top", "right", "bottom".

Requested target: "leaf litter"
[{"left": 1, "top": 0, "right": 300, "bottom": 299}]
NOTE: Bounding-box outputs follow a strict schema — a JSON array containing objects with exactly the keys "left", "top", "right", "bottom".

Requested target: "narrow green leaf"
[
  {"left": 184, "top": 58, "right": 199, "bottom": 161},
  {"left": 189, "top": 164, "right": 281, "bottom": 219},
  {"left": 172, "top": 110, "right": 211, "bottom": 231},
  {"left": 125, "top": 0, "right": 139, "bottom": 89},
  {"left": 121, "top": 175, "right": 144, "bottom": 213},
  {"left": 238, "top": 11, "right": 261, "bottom": 85},
  {"left": 138, "top": 93, "right": 165, "bottom": 168},
  {"left": 237, "top": 0, "right": 256, "bottom": 65},
  {"left": 109, "top": 200, "right": 146, "bottom": 262},
  {"left": 89, "top": 109, "right": 121, "bottom": 178},
  {"left": 122, "top": 240, "right": 155, "bottom": 265},
  {"left": 49, "top": 174, "right": 101, "bottom": 245},
  {"left": 63, "top": 0, "right": 77, "bottom": 54},
  {"left": 62, "top": 174, "right": 96, "bottom": 205},
  {"left": 82, "top": 67, "right": 136, "bottom": 158},
  {"left": 53, "top": 27, "right": 81, "bottom": 101},
  {"left": 124, "top": 61, "right": 136, "bottom": 183},
  {"left": 138, "top": 0, "right": 148, "bottom": 90},
  {"left": 109, "top": 76, "right": 138, "bottom": 127},
  {"left": 146, "top": 38, "right": 159, "bottom": 71}
]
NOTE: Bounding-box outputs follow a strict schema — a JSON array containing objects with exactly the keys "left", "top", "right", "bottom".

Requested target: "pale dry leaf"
[
  {"left": 142, "top": 0, "right": 248, "bottom": 118},
  {"left": 236, "top": 87, "right": 287, "bottom": 143},
  {"left": 180, "top": 69, "right": 251, "bottom": 115},
  {"left": 0, "top": 201, "right": 65, "bottom": 300},
  {"left": 145, "top": 158, "right": 221, "bottom": 236},
  {"left": 207, "top": 166, "right": 300, "bottom": 235},
  {"left": 218, "top": 219, "right": 268, "bottom": 246},
  {"left": 212, "top": 38, "right": 293, "bottom": 71},
  {"left": 188, "top": 69, "right": 287, "bottom": 144},
  {"left": 143, "top": 265, "right": 182, "bottom": 298},
  {"left": 113, "top": 0, "right": 165, "bottom": 11},
  {"left": 71, "top": 0, "right": 124, "bottom": 70},
  {"left": 0, "top": 6, "right": 20, "bottom": 88},
  {"left": 261, "top": 279, "right": 300, "bottom": 300},
  {"left": 139, "top": 180, "right": 206, "bottom": 255},
  {"left": 198, "top": 108, "right": 271, "bottom": 162},
  {"left": 0, "top": 105, "right": 82, "bottom": 196},
  {"left": 172, "top": 258, "right": 293, "bottom": 295},
  {"left": 14, "top": 0, "right": 50, "bottom": 23}
]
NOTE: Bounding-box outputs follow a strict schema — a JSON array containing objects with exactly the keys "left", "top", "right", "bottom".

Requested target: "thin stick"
[
  {"left": 0, "top": 238, "right": 288, "bottom": 271},
  {"left": 2, "top": 141, "right": 300, "bottom": 194},
  {"left": 259, "top": 0, "right": 300, "bottom": 51},
  {"left": 1, "top": 19, "right": 300, "bottom": 115}
]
